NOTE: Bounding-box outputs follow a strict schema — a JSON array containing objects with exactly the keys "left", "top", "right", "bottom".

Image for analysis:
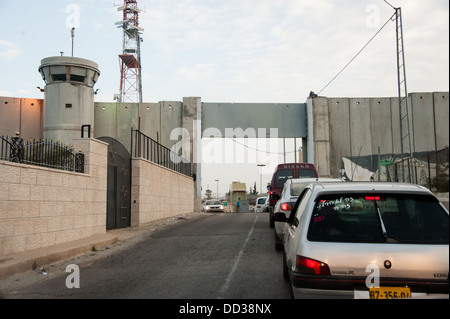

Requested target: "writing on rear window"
[{"left": 317, "top": 197, "right": 355, "bottom": 212}]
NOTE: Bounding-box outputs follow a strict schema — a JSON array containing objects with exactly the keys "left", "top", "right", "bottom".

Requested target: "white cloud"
[
  {"left": 0, "top": 40, "right": 21, "bottom": 61},
  {"left": 0, "top": 0, "right": 448, "bottom": 103},
  {"left": 0, "top": 89, "right": 13, "bottom": 96},
  {"left": 140, "top": 0, "right": 436, "bottom": 101}
]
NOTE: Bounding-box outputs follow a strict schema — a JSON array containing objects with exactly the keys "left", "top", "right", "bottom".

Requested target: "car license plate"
[{"left": 369, "top": 287, "right": 411, "bottom": 299}]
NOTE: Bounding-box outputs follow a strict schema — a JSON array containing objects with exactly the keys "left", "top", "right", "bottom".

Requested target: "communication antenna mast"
[
  {"left": 385, "top": 1, "right": 414, "bottom": 183},
  {"left": 115, "top": 0, "right": 144, "bottom": 103}
]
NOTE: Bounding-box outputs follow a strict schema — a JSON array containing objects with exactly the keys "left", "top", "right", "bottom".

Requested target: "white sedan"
[
  {"left": 203, "top": 200, "right": 224, "bottom": 212},
  {"left": 275, "top": 182, "right": 449, "bottom": 299}
]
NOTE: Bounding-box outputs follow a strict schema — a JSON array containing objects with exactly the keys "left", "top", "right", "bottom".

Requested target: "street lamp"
[{"left": 257, "top": 164, "right": 266, "bottom": 195}]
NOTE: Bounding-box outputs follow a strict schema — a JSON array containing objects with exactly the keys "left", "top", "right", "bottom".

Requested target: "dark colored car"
[{"left": 268, "top": 163, "right": 318, "bottom": 227}]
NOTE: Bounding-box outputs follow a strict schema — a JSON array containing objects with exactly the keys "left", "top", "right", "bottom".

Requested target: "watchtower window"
[
  {"left": 65, "top": 104, "right": 73, "bottom": 109},
  {"left": 53, "top": 74, "right": 67, "bottom": 81},
  {"left": 70, "top": 74, "right": 86, "bottom": 83}
]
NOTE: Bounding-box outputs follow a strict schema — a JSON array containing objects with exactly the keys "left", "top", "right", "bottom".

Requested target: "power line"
[
  {"left": 317, "top": 12, "right": 396, "bottom": 96},
  {"left": 227, "top": 138, "right": 299, "bottom": 155},
  {"left": 383, "top": 0, "right": 396, "bottom": 10}
]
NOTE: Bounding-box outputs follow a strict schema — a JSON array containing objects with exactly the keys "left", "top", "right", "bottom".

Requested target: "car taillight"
[
  {"left": 281, "top": 202, "right": 293, "bottom": 211},
  {"left": 365, "top": 196, "right": 384, "bottom": 201},
  {"left": 295, "top": 256, "right": 331, "bottom": 275}
]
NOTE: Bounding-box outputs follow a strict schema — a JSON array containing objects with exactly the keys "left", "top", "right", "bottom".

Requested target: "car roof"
[
  {"left": 286, "top": 178, "right": 341, "bottom": 184},
  {"left": 309, "top": 181, "right": 432, "bottom": 195}
]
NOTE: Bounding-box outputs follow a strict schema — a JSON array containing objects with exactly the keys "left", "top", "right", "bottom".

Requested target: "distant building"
[{"left": 229, "top": 182, "right": 247, "bottom": 213}]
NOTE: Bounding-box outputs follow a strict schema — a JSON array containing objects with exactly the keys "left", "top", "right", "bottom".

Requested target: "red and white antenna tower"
[{"left": 115, "top": 0, "right": 144, "bottom": 103}]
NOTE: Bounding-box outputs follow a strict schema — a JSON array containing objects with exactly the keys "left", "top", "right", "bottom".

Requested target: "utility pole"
[
  {"left": 257, "top": 164, "right": 266, "bottom": 195},
  {"left": 215, "top": 180, "right": 219, "bottom": 200},
  {"left": 385, "top": 1, "right": 414, "bottom": 183}
]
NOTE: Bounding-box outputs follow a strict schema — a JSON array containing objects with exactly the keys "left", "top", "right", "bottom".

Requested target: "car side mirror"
[
  {"left": 273, "top": 212, "right": 288, "bottom": 223},
  {"left": 270, "top": 193, "right": 280, "bottom": 201}
]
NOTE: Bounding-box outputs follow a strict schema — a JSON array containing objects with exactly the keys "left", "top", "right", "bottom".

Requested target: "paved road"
[{"left": 3, "top": 213, "right": 291, "bottom": 299}]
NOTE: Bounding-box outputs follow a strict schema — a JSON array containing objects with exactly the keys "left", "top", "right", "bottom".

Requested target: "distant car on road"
[
  {"left": 254, "top": 196, "right": 268, "bottom": 213},
  {"left": 275, "top": 182, "right": 449, "bottom": 299},
  {"left": 203, "top": 200, "right": 224, "bottom": 213}
]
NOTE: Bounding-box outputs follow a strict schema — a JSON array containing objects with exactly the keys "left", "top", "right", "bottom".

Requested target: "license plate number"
[{"left": 370, "top": 287, "right": 411, "bottom": 299}]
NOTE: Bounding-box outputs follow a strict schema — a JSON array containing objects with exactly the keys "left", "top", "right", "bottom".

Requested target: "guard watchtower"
[{"left": 38, "top": 56, "right": 100, "bottom": 145}]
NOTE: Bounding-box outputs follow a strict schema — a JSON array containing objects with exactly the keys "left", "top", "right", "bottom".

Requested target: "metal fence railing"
[
  {"left": 384, "top": 147, "right": 449, "bottom": 192},
  {"left": 1, "top": 133, "right": 84, "bottom": 173},
  {"left": 131, "top": 129, "right": 191, "bottom": 177}
]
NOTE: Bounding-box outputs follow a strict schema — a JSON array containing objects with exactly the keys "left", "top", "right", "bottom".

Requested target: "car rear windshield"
[
  {"left": 275, "top": 169, "right": 294, "bottom": 188},
  {"left": 308, "top": 193, "right": 449, "bottom": 244}
]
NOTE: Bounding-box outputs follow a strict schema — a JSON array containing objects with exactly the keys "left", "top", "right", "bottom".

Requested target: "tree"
[
  {"left": 249, "top": 182, "right": 257, "bottom": 195},
  {"left": 205, "top": 189, "right": 213, "bottom": 200}
]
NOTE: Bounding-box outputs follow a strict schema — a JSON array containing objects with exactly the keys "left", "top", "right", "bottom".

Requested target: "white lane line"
[{"left": 218, "top": 214, "right": 258, "bottom": 298}]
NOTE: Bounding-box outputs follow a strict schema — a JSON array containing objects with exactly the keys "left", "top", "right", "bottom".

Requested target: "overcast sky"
[{"left": 0, "top": 0, "right": 448, "bottom": 197}]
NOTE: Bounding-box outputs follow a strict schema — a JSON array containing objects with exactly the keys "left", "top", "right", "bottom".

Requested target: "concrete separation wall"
[
  {"left": 0, "top": 97, "right": 44, "bottom": 141},
  {"left": 131, "top": 157, "right": 194, "bottom": 226},
  {"left": 311, "top": 92, "right": 449, "bottom": 185}
]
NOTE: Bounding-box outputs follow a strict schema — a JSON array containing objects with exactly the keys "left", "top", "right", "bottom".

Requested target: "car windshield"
[
  {"left": 308, "top": 193, "right": 449, "bottom": 244},
  {"left": 257, "top": 198, "right": 266, "bottom": 204},
  {"left": 205, "top": 201, "right": 221, "bottom": 205}
]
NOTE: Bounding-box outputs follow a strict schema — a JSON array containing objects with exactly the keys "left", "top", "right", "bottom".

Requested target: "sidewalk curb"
[{"left": 0, "top": 235, "right": 118, "bottom": 280}]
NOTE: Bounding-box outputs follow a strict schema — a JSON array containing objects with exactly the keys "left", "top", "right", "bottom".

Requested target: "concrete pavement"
[{"left": 0, "top": 212, "right": 207, "bottom": 281}]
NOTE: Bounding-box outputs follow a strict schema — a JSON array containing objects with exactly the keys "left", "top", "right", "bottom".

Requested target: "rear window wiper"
[{"left": 373, "top": 200, "right": 389, "bottom": 240}]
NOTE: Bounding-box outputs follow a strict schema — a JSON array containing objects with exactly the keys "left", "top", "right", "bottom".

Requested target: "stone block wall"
[
  {"left": 0, "top": 139, "right": 107, "bottom": 256},
  {"left": 131, "top": 158, "right": 194, "bottom": 226}
]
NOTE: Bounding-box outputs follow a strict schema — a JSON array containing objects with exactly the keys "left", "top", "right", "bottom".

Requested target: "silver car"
[
  {"left": 275, "top": 182, "right": 449, "bottom": 299},
  {"left": 273, "top": 178, "right": 341, "bottom": 250},
  {"left": 203, "top": 200, "right": 224, "bottom": 212}
]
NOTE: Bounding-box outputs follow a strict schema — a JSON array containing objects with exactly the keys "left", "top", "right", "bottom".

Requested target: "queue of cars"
[
  {"left": 269, "top": 163, "right": 449, "bottom": 299},
  {"left": 272, "top": 178, "right": 341, "bottom": 250}
]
